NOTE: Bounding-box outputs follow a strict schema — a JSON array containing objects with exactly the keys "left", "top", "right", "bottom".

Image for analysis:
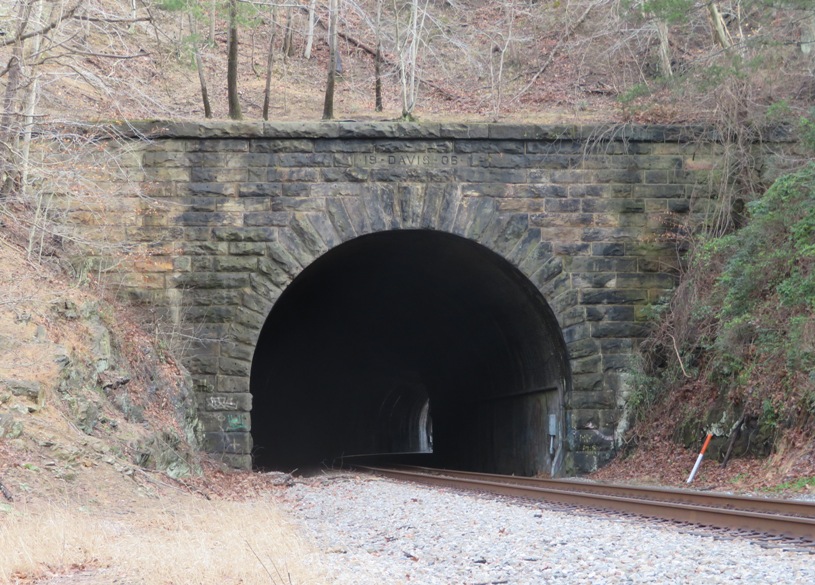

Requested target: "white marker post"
[{"left": 686, "top": 433, "right": 713, "bottom": 484}]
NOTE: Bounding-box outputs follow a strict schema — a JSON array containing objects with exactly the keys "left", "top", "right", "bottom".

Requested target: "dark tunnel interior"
[{"left": 250, "top": 229, "right": 571, "bottom": 476}]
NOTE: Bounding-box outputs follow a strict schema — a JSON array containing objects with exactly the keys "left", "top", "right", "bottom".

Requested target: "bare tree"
[
  {"left": 209, "top": 0, "right": 217, "bottom": 43},
  {"left": 282, "top": 4, "right": 295, "bottom": 58},
  {"left": 304, "top": 0, "right": 317, "bottom": 59},
  {"left": 1, "top": 0, "right": 32, "bottom": 196},
  {"left": 707, "top": 2, "right": 732, "bottom": 49},
  {"left": 476, "top": 0, "right": 527, "bottom": 115},
  {"left": 20, "top": 0, "right": 48, "bottom": 200},
  {"left": 804, "top": 13, "right": 815, "bottom": 60},
  {"left": 322, "top": 0, "right": 339, "bottom": 120},
  {"left": 393, "top": 0, "right": 429, "bottom": 120},
  {"left": 654, "top": 18, "right": 672, "bottom": 78},
  {"left": 227, "top": 0, "right": 242, "bottom": 119},
  {"left": 0, "top": 0, "right": 161, "bottom": 264},
  {"left": 189, "top": 14, "right": 213, "bottom": 118},
  {"left": 374, "top": 0, "right": 384, "bottom": 111},
  {"left": 263, "top": 3, "right": 279, "bottom": 120}
]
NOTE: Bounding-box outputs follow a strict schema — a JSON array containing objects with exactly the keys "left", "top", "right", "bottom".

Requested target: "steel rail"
[
  {"left": 356, "top": 465, "right": 815, "bottom": 541},
  {"left": 378, "top": 464, "right": 815, "bottom": 518}
]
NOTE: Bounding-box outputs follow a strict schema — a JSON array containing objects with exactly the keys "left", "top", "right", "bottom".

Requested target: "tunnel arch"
[{"left": 249, "top": 229, "right": 571, "bottom": 476}]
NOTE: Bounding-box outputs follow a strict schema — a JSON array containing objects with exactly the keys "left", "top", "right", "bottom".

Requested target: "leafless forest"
[
  {"left": 0, "top": 1, "right": 811, "bottom": 241},
  {"left": 1, "top": 1, "right": 813, "bottom": 126}
]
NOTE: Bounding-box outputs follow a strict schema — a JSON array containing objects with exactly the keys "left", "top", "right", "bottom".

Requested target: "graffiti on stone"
[
  {"left": 225, "top": 413, "right": 247, "bottom": 431},
  {"left": 207, "top": 395, "right": 238, "bottom": 410}
]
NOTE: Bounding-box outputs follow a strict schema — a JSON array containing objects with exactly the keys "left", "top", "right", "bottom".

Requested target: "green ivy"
[
  {"left": 719, "top": 164, "right": 815, "bottom": 315},
  {"left": 676, "top": 163, "right": 815, "bottom": 433}
]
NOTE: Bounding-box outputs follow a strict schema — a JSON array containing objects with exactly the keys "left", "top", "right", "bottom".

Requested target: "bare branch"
[
  {"left": 509, "top": 1, "right": 598, "bottom": 105},
  {"left": 64, "top": 49, "right": 151, "bottom": 60},
  {"left": 0, "top": 1, "right": 85, "bottom": 48},
  {"left": 72, "top": 15, "right": 152, "bottom": 24}
]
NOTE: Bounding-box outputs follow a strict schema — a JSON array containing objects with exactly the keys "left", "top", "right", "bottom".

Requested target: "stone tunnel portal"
[{"left": 250, "top": 230, "right": 571, "bottom": 476}]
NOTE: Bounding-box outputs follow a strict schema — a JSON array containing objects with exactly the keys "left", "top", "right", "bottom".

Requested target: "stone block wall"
[{"left": 59, "top": 121, "right": 726, "bottom": 473}]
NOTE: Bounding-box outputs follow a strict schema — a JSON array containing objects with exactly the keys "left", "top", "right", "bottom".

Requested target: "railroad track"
[{"left": 355, "top": 465, "right": 815, "bottom": 547}]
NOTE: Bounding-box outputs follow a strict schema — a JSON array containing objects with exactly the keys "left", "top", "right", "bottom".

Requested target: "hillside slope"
[
  {"left": 2, "top": 0, "right": 812, "bottom": 125},
  {"left": 0, "top": 223, "right": 337, "bottom": 583},
  {"left": 593, "top": 162, "right": 815, "bottom": 494}
]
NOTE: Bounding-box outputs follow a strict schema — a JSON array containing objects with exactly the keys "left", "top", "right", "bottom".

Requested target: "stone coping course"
[{"left": 99, "top": 120, "right": 742, "bottom": 143}]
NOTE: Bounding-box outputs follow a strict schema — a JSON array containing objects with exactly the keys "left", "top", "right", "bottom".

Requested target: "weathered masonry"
[{"left": 79, "top": 122, "right": 722, "bottom": 475}]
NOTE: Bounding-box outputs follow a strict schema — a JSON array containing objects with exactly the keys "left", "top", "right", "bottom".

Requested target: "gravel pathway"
[{"left": 278, "top": 473, "right": 815, "bottom": 585}]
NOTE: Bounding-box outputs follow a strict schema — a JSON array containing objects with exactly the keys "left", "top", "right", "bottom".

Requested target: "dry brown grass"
[{"left": 1, "top": 493, "right": 327, "bottom": 584}]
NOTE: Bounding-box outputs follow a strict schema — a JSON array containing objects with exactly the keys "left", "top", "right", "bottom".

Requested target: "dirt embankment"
[{"left": 0, "top": 234, "right": 331, "bottom": 584}]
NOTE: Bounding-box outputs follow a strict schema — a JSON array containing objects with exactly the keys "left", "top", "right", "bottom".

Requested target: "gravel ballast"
[{"left": 278, "top": 473, "right": 815, "bottom": 585}]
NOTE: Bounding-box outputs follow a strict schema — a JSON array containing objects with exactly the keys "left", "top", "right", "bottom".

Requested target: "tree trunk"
[
  {"left": 656, "top": 19, "right": 673, "bottom": 78},
  {"left": 263, "top": 5, "right": 279, "bottom": 121},
  {"left": 402, "top": 0, "right": 427, "bottom": 119},
  {"left": 21, "top": 0, "right": 47, "bottom": 202},
  {"left": 189, "top": 14, "right": 212, "bottom": 118},
  {"left": 227, "top": 0, "right": 242, "bottom": 120},
  {"left": 404, "top": 0, "right": 419, "bottom": 118},
  {"left": 303, "top": 0, "right": 316, "bottom": 59},
  {"left": 0, "top": 2, "right": 30, "bottom": 197},
  {"left": 322, "top": 0, "right": 338, "bottom": 120},
  {"left": 393, "top": 0, "right": 407, "bottom": 118},
  {"left": 708, "top": 3, "right": 732, "bottom": 49},
  {"left": 491, "top": 2, "right": 515, "bottom": 116},
  {"left": 209, "top": 0, "right": 216, "bottom": 44},
  {"left": 804, "top": 14, "right": 815, "bottom": 59},
  {"left": 282, "top": 6, "right": 294, "bottom": 59},
  {"left": 374, "top": 0, "right": 383, "bottom": 112},
  {"left": 393, "top": 0, "right": 426, "bottom": 120},
  {"left": 0, "top": 52, "right": 23, "bottom": 151}
]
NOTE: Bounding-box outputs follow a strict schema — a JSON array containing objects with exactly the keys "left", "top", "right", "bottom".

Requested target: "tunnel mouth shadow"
[{"left": 250, "top": 229, "right": 571, "bottom": 476}]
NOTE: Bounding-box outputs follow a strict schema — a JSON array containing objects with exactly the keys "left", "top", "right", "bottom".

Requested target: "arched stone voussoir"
[
  {"left": 266, "top": 240, "right": 303, "bottom": 282},
  {"left": 305, "top": 212, "right": 344, "bottom": 250},
  {"left": 276, "top": 226, "right": 320, "bottom": 269},
  {"left": 450, "top": 197, "right": 495, "bottom": 239},
  {"left": 248, "top": 273, "right": 283, "bottom": 305},
  {"left": 240, "top": 288, "right": 277, "bottom": 320},
  {"left": 289, "top": 215, "right": 330, "bottom": 260},
  {"left": 342, "top": 196, "right": 376, "bottom": 236},
  {"left": 489, "top": 213, "right": 531, "bottom": 259},
  {"left": 325, "top": 198, "right": 358, "bottom": 241},
  {"left": 517, "top": 240, "right": 555, "bottom": 280},
  {"left": 360, "top": 188, "right": 392, "bottom": 232},
  {"left": 395, "top": 184, "right": 427, "bottom": 229}
]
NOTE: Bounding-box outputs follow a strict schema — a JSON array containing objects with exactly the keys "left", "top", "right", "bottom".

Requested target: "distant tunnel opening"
[{"left": 250, "top": 230, "right": 571, "bottom": 476}]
